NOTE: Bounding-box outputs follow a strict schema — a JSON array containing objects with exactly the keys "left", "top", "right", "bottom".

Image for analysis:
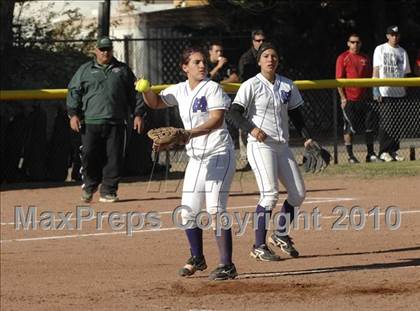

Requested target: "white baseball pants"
[
  {"left": 181, "top": 150, "right": 235, "bottom": 226},
  {"left": 247, "top": 141, "right": 306, "bottom": 210}
]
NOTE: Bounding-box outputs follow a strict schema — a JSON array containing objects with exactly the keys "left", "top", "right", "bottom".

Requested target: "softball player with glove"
[
  {"left": 229, "top": 42, "right": 315, "bottom": 261},
  {"left": 139, "top": 47, "right": 237, "bottom": 280}
]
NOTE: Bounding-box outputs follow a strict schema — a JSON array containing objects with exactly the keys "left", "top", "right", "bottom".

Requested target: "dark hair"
[
  {"left": 179, "top": 46, "right": 207, "bottom": 68},
  {"left": 256, "top": 42, "right": 278, "bottom": 62},
  {"left": 251, "top": 29, "right": 266, "bottom": 40},
  {"left": 348, "top": 33, "right": 361, "bottom": 40},
  {"left": 209, "top": 41, "right": 223, "bottom": 50}
]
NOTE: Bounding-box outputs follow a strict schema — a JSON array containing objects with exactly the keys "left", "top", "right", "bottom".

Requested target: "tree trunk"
[
  {"left": 0, "top": 0, "right": 15, "bottom": 55},
  {"left": 0, "top": 0, "right": 16, "bottom": 89}
]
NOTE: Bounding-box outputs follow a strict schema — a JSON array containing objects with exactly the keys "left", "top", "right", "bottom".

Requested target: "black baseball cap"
[
  {"left": 97, "top": 36, "right": 113, "bottom": 49},
  {"left": 386, "top": 25, "right": 400, "bottom": 35},
  {"left": 256, "top": 42, "right": 277, "bottom": 61}
]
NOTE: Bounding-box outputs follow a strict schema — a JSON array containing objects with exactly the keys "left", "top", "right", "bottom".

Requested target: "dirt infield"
[{"left": 1, "top": 172, "right": 420, "bottom": 311}]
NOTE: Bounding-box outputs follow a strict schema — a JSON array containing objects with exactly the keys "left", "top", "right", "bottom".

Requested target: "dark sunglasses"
[
  {"left": 349, "top": 41, "right": 360, "bottom": 44},
  {"left": 98, "top": 47, "right": 113, "bottom": 52},
  {"left": 254, "top": 39, "right": 265, "bottom": 43}
]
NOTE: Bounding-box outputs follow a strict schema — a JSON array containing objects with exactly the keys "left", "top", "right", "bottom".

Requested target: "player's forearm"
[
  {"left": 288, "top": 106, "right": 311, "bottom": 140},
  {"left": 142, "top": 91, "right": 166, "bottom": 109},
  {"left": 227, "top": 103, "right": 255, "bottom": 133},
  {"left": 189, "top": 110, "right": 225, "bottom": 138}
]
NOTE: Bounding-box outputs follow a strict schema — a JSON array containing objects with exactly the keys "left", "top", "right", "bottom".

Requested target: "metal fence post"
[
  {"left": 98, "top": 0, "right": 110, "bottom": 38},
  {"left": 332, "top": 89, "right": 338, "bottom": 164},
  {"left": 123, "top": 36, "right": 130, "bottom": 67}
]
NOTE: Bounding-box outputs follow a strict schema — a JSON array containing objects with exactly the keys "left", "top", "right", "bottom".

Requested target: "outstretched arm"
[
  {"left": 142, "top": 89, "right": 167, "bottom": 109},
  {"left": 135, "top": 79, "right": 168, "bottom": 109}
]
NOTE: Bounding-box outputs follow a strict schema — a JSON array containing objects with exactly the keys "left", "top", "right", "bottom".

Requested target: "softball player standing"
[
  {"left": 229, "top": 42, "right": 313, "bottom": 261},
  {"left": 140, "top": 47, "right": 237, "bottom": 280}
]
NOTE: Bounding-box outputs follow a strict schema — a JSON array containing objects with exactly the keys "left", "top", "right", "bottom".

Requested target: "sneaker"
[
  {"left": 208, "top": 263, "right": 238, "bottom": 281},
  {"left": 366, "top": 153, "right": 381, "bottom": 163},
  {"left": 268, "top": 234, "right": 299, "bottom": 258},
  {"left": 250, "top": 244, "right": 281, "bottom": 261},
  {"left": 99, "top": 193, "right": 119, "bottom": 203},
  {"left": 391, "top": 152, "right": 404, "bottom": 162},
  {"left": 379, "top": 152, "right": 394, "bottom": 162},
  {"left": 348, "top": 156, "right": 360, "bottom": 164},
  {"left": 81, "top": 190, "right": 93, "bottom": 203},
  {"left": 178, "top": 255, "right": 207, "bottom": 277}
]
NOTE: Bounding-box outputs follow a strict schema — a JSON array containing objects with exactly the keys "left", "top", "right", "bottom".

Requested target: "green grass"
[{"left": 304, "top": 160, "right": 420, "bottom": 179}]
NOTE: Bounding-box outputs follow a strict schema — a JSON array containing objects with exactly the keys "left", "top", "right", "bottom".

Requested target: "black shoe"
[
  {"left": 81, "top": 190, "right": 93, "bottom": 203},
  {"left": 209, "top": 263, "right": 238, "bottom": 281},
  {"left": 178, "top": 255, "right": 207, "bottom": 277},
  {"left": 348, "top": 156, "right": 360, "bottom": 164},
  {"left": 250, "top": 244, "right": 281, "bottom": 261},
  {"left": 268, "top": 234, "right": 299, "bottom": 258}
]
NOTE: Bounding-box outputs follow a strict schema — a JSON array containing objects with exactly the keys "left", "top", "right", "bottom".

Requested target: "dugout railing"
[{"left": 1, "top": 78, "right": 419, "bottom": 183}]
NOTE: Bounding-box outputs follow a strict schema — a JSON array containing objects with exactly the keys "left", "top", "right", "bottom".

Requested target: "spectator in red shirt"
[
  {"left": 414, "top": 49, "right": 420, "bottom": 77},
  {"left": 336, "top": 33, "right": 379, "bottom": 163}
]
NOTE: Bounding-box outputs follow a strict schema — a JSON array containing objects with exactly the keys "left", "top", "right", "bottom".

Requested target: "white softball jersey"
[
  {"left": 233, "top": 73, "right": 304, "bottom": 144},
  {"left": 160, "top": 79, "right": 233, "bottom": 158},
  {"left": 373, "top": 43, "right": 411, "bottom": 97},
  {"left": 234, "top": 73, "right": 306, "bottom": 210},
  {"left": 160, "top": 79, "right": 235, "bottom": 224}
]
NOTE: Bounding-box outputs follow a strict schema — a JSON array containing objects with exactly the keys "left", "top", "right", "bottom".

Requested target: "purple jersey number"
[
  {"left": 280, "top": 90, "right": 291, "bottom": 104},
  {"left": 192, "top": 96, "right": 208, "bottom": 113}
]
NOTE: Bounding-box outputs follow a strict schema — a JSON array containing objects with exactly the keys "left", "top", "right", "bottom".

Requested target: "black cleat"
[
  {"left": 250, "top": 244, "right": 281, "bottom": 261},
  {"left": 81, "top": 190, "right": 93, "bottom": 203},
  {"left": 268, "top": 234, "right": 299, "bottom": 258},
  {"left": 209, "top": 263, "right": 238, "bottom": 281},
  {"left": 178, "top": 255, "right": 207, "bottom": 277}
]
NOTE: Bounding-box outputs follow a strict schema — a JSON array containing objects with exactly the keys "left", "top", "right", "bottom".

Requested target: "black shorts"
[{"left": 342, "top": 100, "right": 378, "bottom": 135}]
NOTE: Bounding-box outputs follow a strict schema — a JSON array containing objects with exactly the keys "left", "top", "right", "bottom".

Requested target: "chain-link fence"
[
  {"left": 161, "top": 87, "right": 420, "bottom": 172},
  {"left": 1, "top": 38, "right": 419, "bottom": 183}
]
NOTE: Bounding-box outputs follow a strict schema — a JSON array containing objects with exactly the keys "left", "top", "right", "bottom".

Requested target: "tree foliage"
[
  {"left": 13, "top": 1, "right": 96, "bottom": 53},
  {"left": 2, "top": 1, "right": 95, "bottom": 90}
]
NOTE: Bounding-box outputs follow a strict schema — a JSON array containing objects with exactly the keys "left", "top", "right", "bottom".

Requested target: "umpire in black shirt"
[{"left": 67, "top": 37, "right": 144, "bottom": 203}]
